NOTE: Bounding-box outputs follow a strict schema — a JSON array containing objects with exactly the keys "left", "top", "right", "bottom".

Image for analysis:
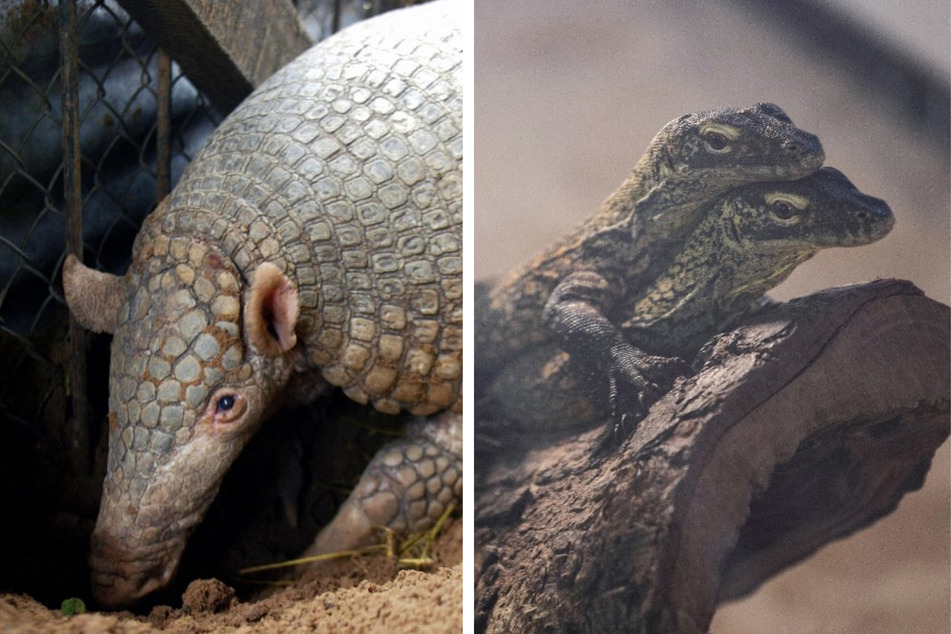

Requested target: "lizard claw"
[
  {"left": 593, "top": 370, "right": 653, "bottom": 454},
  {"left": 596, "top": 351, "right": 689, "bottom": 452}
]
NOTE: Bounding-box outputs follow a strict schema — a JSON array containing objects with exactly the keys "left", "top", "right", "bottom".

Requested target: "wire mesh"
[{"left": 0, "top": 1, "right": 221, "bottom": 482}]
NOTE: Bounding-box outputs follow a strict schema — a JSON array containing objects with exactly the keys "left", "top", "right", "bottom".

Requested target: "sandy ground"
[
  {"left": 474, "top": 1, "right": 950, "bottom": 631},
  {"left": 0, "top": 387, "right": 462, "bottom": 633},
  {"left": 0, "top": 521, "right": 462, "bottom": 634}
]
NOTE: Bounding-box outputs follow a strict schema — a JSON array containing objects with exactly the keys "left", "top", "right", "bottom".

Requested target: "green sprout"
[{"left": 60, "top": 597, "right": 86, "bottom": 616}]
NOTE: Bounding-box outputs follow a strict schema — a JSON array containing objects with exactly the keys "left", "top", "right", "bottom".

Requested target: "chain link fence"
[{"left": 1, "top": 1, "right": 218, "bottom": 465}]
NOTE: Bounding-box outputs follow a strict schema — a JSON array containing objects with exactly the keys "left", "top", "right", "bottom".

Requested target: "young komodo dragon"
[
  {"left": 475, "top": 103, "right": 824, "bottom": 411},
  {"left": 478, "top": 167, "right": 894, "bottom": 433}
]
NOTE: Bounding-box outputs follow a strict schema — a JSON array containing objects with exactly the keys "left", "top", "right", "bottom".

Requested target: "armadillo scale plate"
[{"left": 140, "top": 0, "right": 463, "bottom": 415}]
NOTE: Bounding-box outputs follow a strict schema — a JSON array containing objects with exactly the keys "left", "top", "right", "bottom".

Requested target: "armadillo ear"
[
  {"left": 62, "top": 254, "right": 124, "bottom": 334},
  {"left": 246, "top": 263, "right": 299, "bottom": 356}
]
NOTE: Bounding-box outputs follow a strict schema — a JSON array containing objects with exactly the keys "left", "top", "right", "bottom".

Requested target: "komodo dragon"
[
  {"left": 475, "top": 104, "right": 824, "bottom": 411},
  {"left": 478, "top": 167, "right": 894, "bottom": 432},
  {"left": 62, "top": 1, "right": 462, "bottom": 607}
]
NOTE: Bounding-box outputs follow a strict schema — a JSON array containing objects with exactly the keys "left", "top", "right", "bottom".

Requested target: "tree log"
[{"left": 475, "top": 280, "right": 950, "bottom": 634}]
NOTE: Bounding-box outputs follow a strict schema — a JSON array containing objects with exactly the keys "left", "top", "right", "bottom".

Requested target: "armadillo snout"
[{"left": 89, "top": 527, "right": 183, "bottom": 607}]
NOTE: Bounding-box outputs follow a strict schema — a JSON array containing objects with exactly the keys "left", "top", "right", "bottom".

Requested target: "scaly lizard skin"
[
  {"left": 475, "top": 104, "right": 823, "bottom": 396},
  {"left": 478, "top": 167, "right": 894, "bottom": 432},
  {"left": 62, "top": 1, "right": 461, "bottom": 607}
]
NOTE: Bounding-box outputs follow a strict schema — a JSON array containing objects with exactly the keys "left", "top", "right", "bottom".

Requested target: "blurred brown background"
[{"left": 473, "top": 0, "right": 950, "bottom": 631}]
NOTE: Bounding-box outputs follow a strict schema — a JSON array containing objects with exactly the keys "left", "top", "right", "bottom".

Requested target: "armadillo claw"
[{"left": 304, "top": 411, "right": 462, "bottom": 559}]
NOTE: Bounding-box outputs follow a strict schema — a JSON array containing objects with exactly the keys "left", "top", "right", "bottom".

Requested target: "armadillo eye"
[
  {"left": 208, "top": 391, "right": 247, "bottom": 424},
  {"left": 216, "top": 394, "right": 236, "bottom": 412}
]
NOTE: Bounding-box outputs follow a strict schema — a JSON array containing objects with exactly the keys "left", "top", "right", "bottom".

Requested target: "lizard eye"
[
  {"left": 702, "top": 130, "right": 731, "bottom": 153},
  {"left": 769, "top": 201, "right": 802, "bottom": 224},
  {"left": 765, "top": 193, "right": 809, "bottom": 225}
]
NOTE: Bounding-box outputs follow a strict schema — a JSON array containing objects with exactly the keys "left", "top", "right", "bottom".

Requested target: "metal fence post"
[{"left": 59, "top": 0, "right": 90, "bottom": 474}]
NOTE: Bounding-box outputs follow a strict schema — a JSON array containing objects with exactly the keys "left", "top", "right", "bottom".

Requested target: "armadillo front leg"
[{"left": 304, "top": 410, "right": 462, "bottom": 559}]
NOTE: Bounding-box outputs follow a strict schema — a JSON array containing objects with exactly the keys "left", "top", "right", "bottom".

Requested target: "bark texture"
[{"left": 475, "top": 279, "right": 950, "bottom": 634}]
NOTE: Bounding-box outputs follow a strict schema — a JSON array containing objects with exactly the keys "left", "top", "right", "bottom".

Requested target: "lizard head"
[
  {"left": 63, "top": 237, "right": 301, "bottom": 607},
  {"left": 627, "top": 103, "right": 826, "bottom": 242},
  {"left": 658, "top": 102, "right": 824, "bottom": 185},
  {"left": 714, "top": 166, "right": 893, "bottom": 308},
  {"left": 724, "top": 166, "right": 894, "bottom": 251}
]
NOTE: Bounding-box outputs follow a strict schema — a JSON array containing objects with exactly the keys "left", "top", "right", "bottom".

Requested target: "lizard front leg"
[
  {"left": 303, "top": 410, "right": 461, "bottom": 560},
  {"left": 544, "top": 270, "right": 686, "bottom": 441}
]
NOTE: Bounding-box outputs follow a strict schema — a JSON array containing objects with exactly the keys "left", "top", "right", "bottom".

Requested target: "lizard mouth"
[{"left": 659, "top": 142, "right": 678, "bottom": 179}]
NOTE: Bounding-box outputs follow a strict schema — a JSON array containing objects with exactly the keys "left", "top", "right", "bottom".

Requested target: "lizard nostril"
[{"left": 785, "top": 138, "right": 807, "bottom": 154}]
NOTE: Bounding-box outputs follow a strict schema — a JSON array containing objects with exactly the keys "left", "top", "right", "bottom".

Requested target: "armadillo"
[{"left": 63, "top": 0, "right": 462, "bottom": 607}]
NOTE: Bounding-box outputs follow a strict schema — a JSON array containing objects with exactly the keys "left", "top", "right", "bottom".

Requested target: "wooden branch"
[
  {"left": 475, "top": 280, "right": 950, "bottom": 634},
  {"left": 116, "top": 0, "right": 312, "bottom": 114}
]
